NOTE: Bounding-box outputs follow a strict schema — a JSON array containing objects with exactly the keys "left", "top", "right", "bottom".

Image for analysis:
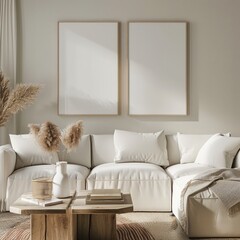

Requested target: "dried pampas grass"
[
  {"left": 28, "top": 123, "right": 40, "bottom": 135},
  {"left": 28, "top": 121, "right": 83, "bottom": 153},
  {"left": 0, "top": 72, "right": 41, "bottom": 127},
  {"left": 29, "top": 122, "right": 61, "bottom": 152},
  {"left": 62, "top": 120, "right": 83, "bottom": 152},
  {"left": 38, "top": 122, "right": 61, "bottom": 152}
]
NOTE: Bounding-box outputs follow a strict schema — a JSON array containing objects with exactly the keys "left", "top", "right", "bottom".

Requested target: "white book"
[
  {"left": 90, "top": 189, "right": 122, "bottom": 200},
  {"left": 21, "top": 193, "right": 63, "bottom": 207},
  {"left": 86, "top": 194, "right": 125, "bottom": 204}
]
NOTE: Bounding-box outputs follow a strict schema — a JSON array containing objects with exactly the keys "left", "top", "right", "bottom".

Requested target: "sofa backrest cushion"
[
  {"left": 177, "top": 133, "right": 214, "bottom": 164},
  {"left": 91, "top": 134, "right": 181, "bottom": 167},
  {"left": 166, "top": 134, "right": 181, "bottom": 165},
  {"left": 91, "top": 135, "right": 115, "bottom": 167},
  {"left": 10, "top": 134, "right": 59, "bottom": 169},
  {"left": 10, "top": 134, "right": 91, "bottom": 169},
  {"left": 65, "top": 135, "right": 91, "bottom": 168}
]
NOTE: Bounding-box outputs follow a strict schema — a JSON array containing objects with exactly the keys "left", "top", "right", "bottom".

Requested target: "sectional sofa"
[{"left": 0, "top": 131, "right": 240, "bottom": 238}]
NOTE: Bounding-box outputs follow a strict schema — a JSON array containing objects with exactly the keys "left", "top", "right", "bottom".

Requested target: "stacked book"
[{"left": 86, "top": 189, "right": 124, "bottom": 204}]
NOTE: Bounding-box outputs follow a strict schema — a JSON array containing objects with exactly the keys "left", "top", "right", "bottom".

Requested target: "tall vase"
[{"left": 52, "top": 161, "right": 70, "bottom": 198}]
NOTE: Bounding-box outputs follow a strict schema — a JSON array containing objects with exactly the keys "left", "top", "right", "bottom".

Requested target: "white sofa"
[{"left": 0, "top": 133, "right": 240, "bottom": 238}]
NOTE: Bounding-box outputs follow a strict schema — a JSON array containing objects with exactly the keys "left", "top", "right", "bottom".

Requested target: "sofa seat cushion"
[
  {"left": 166, "top": 163, "right": 212, "bottom": 180},
  {"left": 172, "top": 175, "right": 240, "bottom": 237},
  {"left": 5, "top": 164, "right": 90, "bottom": 210},
  {"left": 89, "top": 162, "right": 170, "bottom": 181},
  {"left": 87, "top": 163, "right": 171, "bottom": 211}
]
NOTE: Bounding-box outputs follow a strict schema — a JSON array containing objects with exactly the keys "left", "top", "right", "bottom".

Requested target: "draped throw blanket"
[{"left": 179, "top": 168, "right": 240, "bottom": 234}]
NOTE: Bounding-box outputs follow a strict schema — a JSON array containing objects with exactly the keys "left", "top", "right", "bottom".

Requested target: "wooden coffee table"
[{"left": 10, "top": 191, "right": 133, "bottom": 240}]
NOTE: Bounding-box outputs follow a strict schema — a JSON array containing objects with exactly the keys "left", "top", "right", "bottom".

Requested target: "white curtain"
[{"left": 0, "top": 0, "right": 17, "bottom": 145}]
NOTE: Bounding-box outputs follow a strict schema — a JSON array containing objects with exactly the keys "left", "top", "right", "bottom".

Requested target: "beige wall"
[{"left": 17, "top": 0, "right": 240, "bottom": 135}]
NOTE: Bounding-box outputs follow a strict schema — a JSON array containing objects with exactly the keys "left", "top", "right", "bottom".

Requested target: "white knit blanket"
[{"left": 179, "top": 168, "right": 240, "bottom": 234}]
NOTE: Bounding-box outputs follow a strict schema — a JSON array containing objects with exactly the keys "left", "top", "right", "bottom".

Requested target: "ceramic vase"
[{"left": 52, "top": 161, "right": 70, "bottom": 198}]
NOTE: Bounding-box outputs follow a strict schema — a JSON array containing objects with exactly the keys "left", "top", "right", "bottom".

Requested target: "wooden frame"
[
  {"left": 128, "top": 21, "right": 187, "bottom": 116},
  {"left": 58, "top": 22, "right": 120, "bottom": 115}
]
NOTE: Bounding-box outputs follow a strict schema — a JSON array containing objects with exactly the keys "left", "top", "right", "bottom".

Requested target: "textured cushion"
[
  {"left": 195, "top": 134, "right": 240, "bottom": 168},
  {"left": 166, "top": 163, "right": 212, "bottom": 179},
  {"left": 87, "top": 162, "right": 171, "bottom": 211},
  {"left": 114, "top": 130, "right": 169, "bottom": 166},
  {"left": 10, "top": 134, "right": 59, "bottom": 169},
  {"left": 63, "top": 135, "right": 91, "bottom": 168},
  {"left": 5, "top": 164, "right": 90, "bottom": 210}
]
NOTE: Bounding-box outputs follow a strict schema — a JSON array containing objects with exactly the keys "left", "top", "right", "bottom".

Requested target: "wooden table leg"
[
  {"left": 77, "top": 215, "right": 90, "bottom": 240},
  {"left": 31, "top": 213, "right": 77, "bottom": 240},
  {"left": 47, "top": 213, "right": 77, "bottom": 240},
  {"left": 31, "top": 214, "right": 46, "bottom": 240},
  {"left": 90, "top": 214, "right": 116, "bottom": 240},
  {"left": 77, "top": 214, "right": 116, "bottom": 240}
]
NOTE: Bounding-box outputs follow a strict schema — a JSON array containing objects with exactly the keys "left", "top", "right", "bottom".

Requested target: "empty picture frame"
[
  {"left": 58, "top": 22, "right": 119, "bottom": 115},
  {"left": 128, "top": 22, "right": 187, "bottom": 115}
]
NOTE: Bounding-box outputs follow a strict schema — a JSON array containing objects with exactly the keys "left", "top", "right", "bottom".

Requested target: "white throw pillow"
[
  {"left": 195, "top": 134, "right": 240, "bottom": 168},
  {"left": 177, "top": 133, "right": 231, "bottom": 164},
  {"left": 10, "top": 134, "right": 59, "bottom": 169},
  {"left": 114, "top": 130, "right": 169, "bottom": 166}
]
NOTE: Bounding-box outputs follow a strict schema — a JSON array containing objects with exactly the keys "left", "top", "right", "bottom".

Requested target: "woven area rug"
[
  {"left": 0, "top": 212, "right": 240, "bottom": 240},
  {"left": 0, "top": 214, "right": 154, "bottom": 240},
  {"left": 117, "top": 214, "right": 155, "bottom": 240},
  {"left": 0, "top": 213, "right": 29, "bottom": 240},
  {"left": 0, "top": 213, "right": 156, "bottom": 240},
  {"left": 0, "top": 212, "right": 181, "bottom": 240}
]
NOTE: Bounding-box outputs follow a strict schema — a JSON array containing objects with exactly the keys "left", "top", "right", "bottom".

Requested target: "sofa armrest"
[{"left": 0, "top": 144, "right": 16, "bottom": 211}]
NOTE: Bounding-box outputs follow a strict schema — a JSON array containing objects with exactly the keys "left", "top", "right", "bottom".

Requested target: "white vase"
[{"left": 52, "top": 161, "right": 70, "bottom": 198}]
